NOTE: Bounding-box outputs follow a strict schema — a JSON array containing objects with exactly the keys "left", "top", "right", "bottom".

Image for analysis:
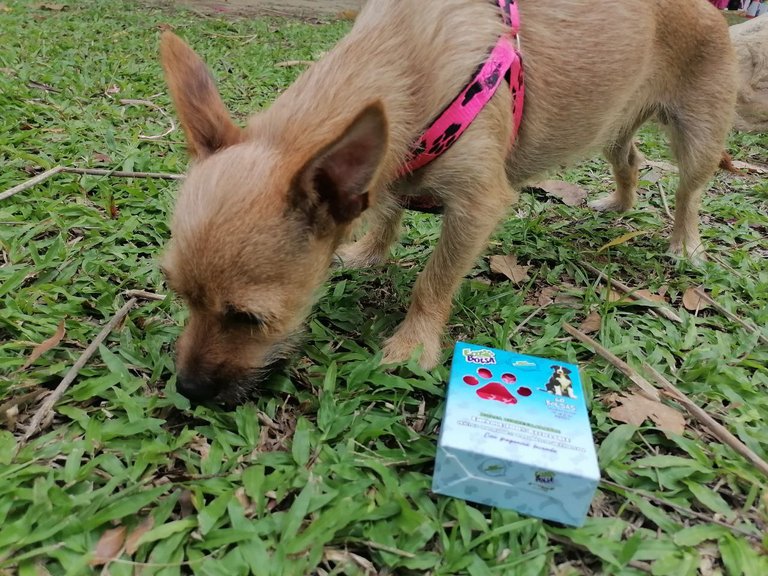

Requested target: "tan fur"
[{"left": 160, "top": 0, "right": 736, "bottom": 401}]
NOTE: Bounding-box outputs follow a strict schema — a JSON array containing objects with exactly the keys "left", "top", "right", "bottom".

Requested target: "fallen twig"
[
  {"left": 62, "top": 167, "right": 183, "bottom": 180},
  {"left": 600, "top": 479, "right": 761, "bottom": 539},
  {"left": 0, "top": 166, "right": 184, "bottom": 203},
  {"left": 275, "top": 60, "right": 314, "bottom": 67},
  {"left": 562, "top": 323, "right": 661, "bottom": 402},
  {"left": 509, "top": 303, "right": 548, "bottom": 339},
  {"left": 119, "top": 98, "right": 177, "bottom": 140},
  {"left": 123, "top": 289, "right": 167, "bottom": 302},
  {"left": 642, "top": 363, "right": 768, "bottom": 479},
  {"left": 580, "top": 262, "right": 682, "bottom": 323},
  {"left": 692, "top": 288, "right": 767, "bottom": 346},
  {"left": 708, "top": 253, "right": 742, "bottom": 279},
  {"left": 20, "top": 298, "right": 139, "bottom": 444},
  {"left": 0, "top": 166, "right": 64, "bottom": 201},
  {"left": 548, "top": 533, "right": 652, "bottom": 573},
  {"left": 358, "top": 540, "right": 415, "bottom": 559},
  {"left": 644, "top": 159, "right": 677, "bottom": 173},
  {"left": 257, "top": 411, "right": 281, "bottom": 431},
  {"left": 658, "top": 181, "right": 673, "bottom": 220}
]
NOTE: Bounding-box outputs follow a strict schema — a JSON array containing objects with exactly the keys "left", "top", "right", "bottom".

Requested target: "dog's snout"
[{"left": 176, "top": 372, "right": 219, "bottom": 403}]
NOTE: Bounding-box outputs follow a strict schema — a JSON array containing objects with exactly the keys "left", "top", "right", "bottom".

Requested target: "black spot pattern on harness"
[
  {"left": 427, "top": 123, "right": 462, "bottom": 155},
  {"left": 484, "top": 62, "right": 503, "bottom": 89},
  {"left": 461, "top": 80, "right": 484, "bottom": 107},
  {"left": 500, "top": 0, "right": 514, "bottom": 25}
]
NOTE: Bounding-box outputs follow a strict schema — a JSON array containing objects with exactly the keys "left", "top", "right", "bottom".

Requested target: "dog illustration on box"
[{"left": 543, "top": 365, "right": 576, "bottom": 399}]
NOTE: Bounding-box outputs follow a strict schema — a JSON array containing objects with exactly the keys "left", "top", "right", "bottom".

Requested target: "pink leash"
[{"left": 398, "top": 0, "right": 524, "bottom": 177}]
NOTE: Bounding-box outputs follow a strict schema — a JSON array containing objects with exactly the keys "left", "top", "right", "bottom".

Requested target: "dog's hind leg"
[
  {"left": 335, "top": 196, "right": 404, "bottom": 269},
  {"left": 663, "top": 105, "right": 731, "bottom": 264},
  {"left": 589, "top": 113, "right": 652, "bottom": 212}
]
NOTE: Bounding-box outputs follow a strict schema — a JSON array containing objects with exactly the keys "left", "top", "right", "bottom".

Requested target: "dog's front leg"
[
  {"left": 335, "top": 193, "right": 404, "bottom": 269},
  {"left": 382, "top": 183, "right": 510, "bottom": 369}
]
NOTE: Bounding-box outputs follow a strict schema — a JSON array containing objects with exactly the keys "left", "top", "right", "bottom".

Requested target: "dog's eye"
[{"left": 224, "top": 306, "right": 264, "bottom": 327}]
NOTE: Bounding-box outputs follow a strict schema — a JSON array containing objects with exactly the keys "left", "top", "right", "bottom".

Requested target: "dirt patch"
[{"left": 167, "top": 0, "right": 363, "bottom": 17}]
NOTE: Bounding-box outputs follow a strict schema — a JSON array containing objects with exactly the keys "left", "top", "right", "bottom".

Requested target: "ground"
[
  {"left": 167, "top": 0, "right": 362, "bottom": 17},
  {"left": 0, "top": 1, "right": 767, "bottom": 575}
]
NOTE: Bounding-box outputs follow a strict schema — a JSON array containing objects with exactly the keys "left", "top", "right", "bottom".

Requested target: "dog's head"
[
  {"left": 159, "top": 32, "right": 388, "bottom": 402},
  {"left": 551, "top": 365, "right": 572, "bottom": 378}
]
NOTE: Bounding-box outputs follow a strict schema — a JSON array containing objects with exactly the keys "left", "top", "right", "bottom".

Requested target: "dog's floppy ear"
[
  {"left": 160, "top": 31, "right": 243, "bottom": 159},
  {"left": 294, "top": 102, "right": 388, "bottom": 226}
]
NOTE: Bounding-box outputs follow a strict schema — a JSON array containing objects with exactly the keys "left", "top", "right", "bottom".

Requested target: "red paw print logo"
[{"left": 462, "top": 367, "right": 532, "bottom": 404}]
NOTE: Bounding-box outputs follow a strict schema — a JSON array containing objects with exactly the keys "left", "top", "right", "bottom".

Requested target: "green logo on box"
[{"left": 463, "top": 348, "right": 496, "bottom": 365}]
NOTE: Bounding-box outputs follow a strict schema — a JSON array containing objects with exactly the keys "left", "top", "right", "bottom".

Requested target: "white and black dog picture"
[{"left": 543, "top": 365, "right": 576, "bottom": 399}]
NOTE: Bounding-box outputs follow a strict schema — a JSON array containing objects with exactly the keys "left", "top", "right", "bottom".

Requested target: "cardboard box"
[{"left": 432, "top": 342, "right": 600, "bottom": 526}]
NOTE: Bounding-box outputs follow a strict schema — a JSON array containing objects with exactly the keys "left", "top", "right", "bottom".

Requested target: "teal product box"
[{"left": 432, "top": 342, "right": 600, "bottom": 526}]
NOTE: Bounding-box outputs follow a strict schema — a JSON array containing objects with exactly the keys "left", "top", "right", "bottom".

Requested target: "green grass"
[{"left": 1, "top": 1, "right": 767, "bottom": 574}]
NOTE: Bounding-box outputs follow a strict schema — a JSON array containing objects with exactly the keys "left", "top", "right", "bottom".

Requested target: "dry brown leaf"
[
  {"left": 579, "top": 311, "right": 601, "bottom": 335},
  {"left": 534, "top": 180, "right": 587, "bottom": 206},
  {"left": 410, "top": 399, "right": 427, "bottom": 433},
  {"left": 22, "top": 319, "right": 65, "bottom": 369},
  {"left": 604, "top": 288, "right": 623, "bottom": 303},
  {"left": 601, "top": 392, "right": 621, "bottom": 406},
  {"left": 730, "top": 160, "right": 768, "bottom": 175},
  {"left": 608, "top": 393, "right": 685, "bottom": 434},
  {"left": 275, "top": 60, "right": 313, "bottom": 67},
  {"left": 537, "top": 286, "right": 557, "bottom": 306},
  {"left": 644, "top": 159, "right": 678, "bottom": 172},
  {"left": 640, "top": 168, "right": 664, "bottom": 185},
  {"left": 489, "top": 254, "right": 530, "bottom": 284},
  {"left": 682, "top": 287, "right": 710, "bottom": 312},
  {"left": 93, "top": 152, "right": 112, "bottom": 164},
  {"left": 597, "top": 230, "right": 647, "bottom": 253},
  {"left": 35, "top": 2, "right": 67, "bottom": 9},
  {"left": 179, "top": 489, "right": 195, "bottom": 518},
  {"left": 554, "top": 292, "right": 581, "bottom": 306},
  {"left": 698, "top": 542, "right": 720, "bottom": 576},
  {"left": 234, "top": 487, "right": 256, "bottom": 518},
  {"left": 336, "top": 9, "right": 359, "bottom": 20},
  {"left": 189, "top": 435, "right": 210, "bottom": 461},
  {"left": 90, "top": 525, "right": 127, "bottom": 566},
  {"left": 124, "top": 516, "right": 154, "bottom": 555},
  {"left": 537, "top": 285, "right": 581, "bottom": 306},
  {"left": 634, "top": 289, "right": 666, "bottom": 304},
  {"left": 324, "top": 548, "right": 376, "bottom": 575}
]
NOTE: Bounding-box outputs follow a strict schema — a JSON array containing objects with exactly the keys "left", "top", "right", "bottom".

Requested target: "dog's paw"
[
  {"left": 588, "top": 194, "right": 634, "bottom": 213},
  {"left": 334, "top": 242, "right": 386, "bottom": 269},
  {"left": 668, "top": 238, "right": 707, "bottom": 266},
  {"left": 381, "top": 328, "right": 441, "bottom": 370}
]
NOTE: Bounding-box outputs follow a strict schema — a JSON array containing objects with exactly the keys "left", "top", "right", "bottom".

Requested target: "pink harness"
[{"left": 398, "top": 0, "right": 524, "bottom": 211}]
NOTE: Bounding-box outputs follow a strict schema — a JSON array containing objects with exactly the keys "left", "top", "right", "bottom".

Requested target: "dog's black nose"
[{"left": 176, "top": 373, "right": 219, "bottom": 403}]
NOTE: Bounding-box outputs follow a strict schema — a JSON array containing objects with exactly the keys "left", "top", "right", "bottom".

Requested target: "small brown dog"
[{"left": 160, "top": 0, "right": 735, "bottom": 402}]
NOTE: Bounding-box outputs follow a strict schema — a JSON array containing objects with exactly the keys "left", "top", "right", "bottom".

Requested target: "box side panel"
[{"left": 433, "top": 445, "right": 598, "bottom": 527}]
